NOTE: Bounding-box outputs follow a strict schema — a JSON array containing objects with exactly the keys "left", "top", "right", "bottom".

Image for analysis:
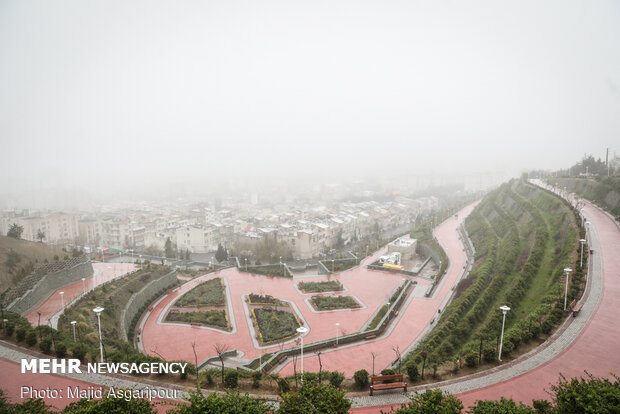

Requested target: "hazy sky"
[{"left": 1, "top": 0, "right": 619, "bottom": 195}]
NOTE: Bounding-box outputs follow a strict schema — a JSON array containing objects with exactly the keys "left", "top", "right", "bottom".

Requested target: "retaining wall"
[
  {"left": 7, "top": 260, "right": 94, "bottom": 315},
  {"left": 122, "top": 270, "right": 178, "bottom": 339}
]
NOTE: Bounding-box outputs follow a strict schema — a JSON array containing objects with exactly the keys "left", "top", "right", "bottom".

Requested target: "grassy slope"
[
  {"left": 404, "top": 179, "right": 579, "bottom": 367},
  {"left": 0, "top": 235, "right": 65, "bottom": 291}
]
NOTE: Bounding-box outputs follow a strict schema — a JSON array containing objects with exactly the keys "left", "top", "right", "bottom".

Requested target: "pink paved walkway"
[
  {"left": 25, "top": 263, "right": 136, "bottom": 326},
  {"left": 141, "top": 204, "right": 476, "bottom": 377}
]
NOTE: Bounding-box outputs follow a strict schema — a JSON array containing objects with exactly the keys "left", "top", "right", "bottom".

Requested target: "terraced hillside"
[
  {"left": 404, "top": 179, "right": 584, "bottom": 373},
  {"left": 547, "top": 176, "right": 620, "bottom": 217}
]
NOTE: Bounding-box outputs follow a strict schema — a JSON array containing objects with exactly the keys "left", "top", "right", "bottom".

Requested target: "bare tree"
[
  {"left": 316, "top": 351, "right": 323, "bottom": 382},
  {"left": 191, "top": 340, "right": 201, "bottom": 393},
  {"left": 149, "top": 346, "right": 167, "bottom": 362},
  {"left": 214, "top": 343, "right": 229, "bottom": 385},
  {"left": 392, "top": 345, "right": 401, "bottom": 374}
]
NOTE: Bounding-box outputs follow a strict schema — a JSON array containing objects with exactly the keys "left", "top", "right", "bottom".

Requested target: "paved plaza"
[{"left": 2, "top": 183, "right": 619, "bottom": 412}]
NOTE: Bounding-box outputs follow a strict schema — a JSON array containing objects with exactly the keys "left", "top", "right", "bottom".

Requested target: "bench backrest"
[{"left": 371, "top": 374, "right": 404, "bottom": 383}]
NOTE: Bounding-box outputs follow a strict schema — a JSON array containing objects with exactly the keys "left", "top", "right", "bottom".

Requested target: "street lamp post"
[
  {"left": 296, "top": 326, "right": 309, "bottom": 382},
  {"left": 580, "top": 239, "right": 586, "bottom": 268},
  {"left": 245, "top": 258, "right": 248, "bottom": 272},
  {"left": 60, "top": 291, "right": 65, "bottom": 313},
  {"left": 563, "top": 267, "right": 573, "bottom": 311},
  {"left": 498, "top": 305, "right": 510, "bottom": 361},
  {"left": 93, "top": 307, "right": 105, "bottom": 362},
  {"left": 71, "top": 320, "right": 77, "bottom": 342},
  {"left": 336, "top": 323, "right": 340, "bottom": 345},
  {"left": 81, "top": 278, "right": 86, "bottom": 295},
  {"left": 387, "top": 302, "right": 391, "bottom": 322}
]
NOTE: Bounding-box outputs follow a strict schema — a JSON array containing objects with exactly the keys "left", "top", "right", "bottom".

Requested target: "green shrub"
[
  {"left": 55, "top": 343, "right": 67, "bottom": 358},
  {"left": 25, "top": 331, "right": 37, "bottom": 346},
  {"left": 329, "top": 371, "right": 345, "bottom": 388},
  {"left": 15, "top": 327, "right": 26, "bottom": 342},
  {"left": 465, "top": 350, "right": 479, "bottom": 368},
  {"left": 354, "top": 369, "right": 370, "bottom": 388},
  {"left": 71, "top": 343, "right": 87, "bottom": 361},
  {"left": 40, "top": 337, "right": 52, "bottom": 354},
  {"left": 5, "top": 323, "right": 14, "bottom": 336},
  {"left": 381, "top": 368, "right": 396, "bottom": 376},
  {"left": 406, "top": 363, "right": 419, "bottom": 382},
  {"left": 482, "top": 344, "right": 496, "bottom": 363},
  {"left": 225, "top": 370, "right": 239, "bottom": 388}
]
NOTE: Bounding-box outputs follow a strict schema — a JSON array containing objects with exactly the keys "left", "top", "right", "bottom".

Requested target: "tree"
[
  {"left": 382, "top": 389, "right": 463, "bottom": 414},
  {"left": 165, "top": 237, "right": 176, "bottom": 259},
  {"left": 36, "top": 229, "right": 45, "bottom": 242},
  {"left": 550, "top": 372, "right": 620, "bottom": 413},
  {"left": 468, "top": 397, "right": 536, "bottom": 413},
  {"left": 354, "top": 369, "right": 370, "bottom": 388},
  {"left": 214, "top": 343, "right": 229, "bottom": 385},
  {"left": 215, "top": 244, "right": 228, "bottom": 263},
  {"left": 7, "top": 223, "right": 23, "bottom": 239},
  {"left": 278, "top": 381, "right": 351, "bottom": 414}
]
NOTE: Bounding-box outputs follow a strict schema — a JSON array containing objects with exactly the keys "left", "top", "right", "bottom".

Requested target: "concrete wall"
[
  {"left": 122, "top": 270, "right": 178, "bottom": 339},
  {"left": 7, "top": 261, "right": 93, "bottom": 315}
]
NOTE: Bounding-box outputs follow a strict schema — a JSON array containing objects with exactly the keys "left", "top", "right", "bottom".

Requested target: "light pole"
[
  {"left": 563, "top": 267, "right": 573, "bottom": 311},
  {"left": 81, "top": 278, "right": 86, "bottom": 295},
  {"left": 498, "top": 305, "right": 510, "bottom": 361},
  {"left": 245, "top": 258, "right": 248, "bottom": 272},
  {"left": 387, "top": 302, "right": 391, "bottom": 322},
  {"left": 580, "top": 239, "right": 586, "bottom": 268},
  {"left": 59, "top": 291, "right": 65, "bottom": 313},
  {"left": 336, "top": 322, "right": 340, "bottom": 345},
  {"left": 93, "top": 306, "right": 105, "bottom": 362},
  {"left": 71, "top": 320, "right": 77, "bottom": 342},
  {"left": 296, "top": 326, "right": 308, "bottom": 382}
]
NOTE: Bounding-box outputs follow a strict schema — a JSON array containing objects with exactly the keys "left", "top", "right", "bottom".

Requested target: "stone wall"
[
  {"left": 122, "top": 270, "right": 178, "bottom": 339},
  {"left": 7, "top": 259, "right": 93, "bottom": 315}
]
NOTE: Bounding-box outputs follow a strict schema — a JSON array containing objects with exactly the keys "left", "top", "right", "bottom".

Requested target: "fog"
[{"left": 1, "top": 0, "right": 619, "bottom": 207}]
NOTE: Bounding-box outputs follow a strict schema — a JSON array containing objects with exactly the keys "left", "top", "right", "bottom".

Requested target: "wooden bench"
[
  {"left": 365, "top": 334, "right": 377, "bottom": 340},
  {"left": 572, "top": 302, "right": 583, "bottom": 317},
  {"left": 369, "top": 374, "right": 407, "bottom": 396}
]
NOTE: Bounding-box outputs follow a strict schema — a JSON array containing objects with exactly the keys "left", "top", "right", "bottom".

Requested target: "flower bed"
[
  {"left": 310, "top": 295, "right": 361, "bottom": 310},
  {"left": 298, "top": 280, "right": 344, "bottom": 293},
  {"left": 175, "top": 278, "right": 225, "bottom": 307},
  {"left": 251, "top": 308, "right": 301, "bottom": 344},
  {"left": 166, "top": 310, "right": 229, "bottom": 330},
  {"left": 248, "top": 293, "right": 287, "bottom": 306}
]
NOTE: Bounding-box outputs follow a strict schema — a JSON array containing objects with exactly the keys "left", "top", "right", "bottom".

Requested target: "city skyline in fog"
[{"left": 1, "top": 0, "right": 619, "bottom": 208}]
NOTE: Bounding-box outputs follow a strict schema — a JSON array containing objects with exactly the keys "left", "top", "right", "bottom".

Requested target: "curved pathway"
[
  {"left": 351, "top": 181, "right": 620, "bottom": 411},
  {"left": 25, "top": 263, "right": 136, "bottom": 327},
  {"left": 138, "top": 203, "right": 477, "bottom": 377}
]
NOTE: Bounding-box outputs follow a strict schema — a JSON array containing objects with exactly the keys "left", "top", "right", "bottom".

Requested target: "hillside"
[
  {"left": 404, "top": 179, "right": 583, "bottom": 371},
  {"left": 0, "top": 235, "right": 65, "bottom": 293},
  {"left": 547, "top": 176, "right": 620, "bottom": 217}
]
